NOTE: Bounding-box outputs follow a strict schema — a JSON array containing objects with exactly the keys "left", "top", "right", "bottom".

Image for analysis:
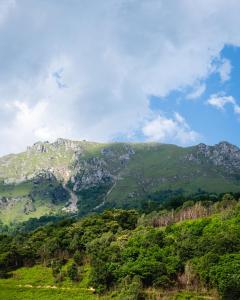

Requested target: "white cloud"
[
  {"left": 234, "top": 105, "right": 240, "bottom": 115},
  {"left": 1, "top": 1, "right": 240, "bottom": 154},
  {"left": 207, "top": 93, "right": 240, "bottom": 115},
  {"left": 142, "top": 113, "right": 199, "bottom": 145},
  {"left": 186, "top": 84, "right": 206, "bottom": 100},
  {"left": 1, "top": 99, "right": 73, "bottom": 154},
  {"left": 218, "top": 58, "right": 232, "bottom": 82},
  {"left": 207, "top": 94, "right": 235, "bottom": 110}
]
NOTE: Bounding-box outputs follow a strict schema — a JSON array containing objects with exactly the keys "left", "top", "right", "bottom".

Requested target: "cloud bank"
[
  {"left": 1, "top": 0, "right": 240, "bottom": 155},
  {"left": 142, "top": 113, "right": 199, "bottom": 145}
]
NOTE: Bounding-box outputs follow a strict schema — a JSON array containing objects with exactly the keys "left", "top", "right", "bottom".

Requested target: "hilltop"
[{"left": 0, "top": 139, "right": 240, "bottom": 223}]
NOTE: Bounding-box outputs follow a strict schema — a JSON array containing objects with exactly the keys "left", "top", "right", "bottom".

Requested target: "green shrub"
[
  {"left": 209, "top": 254, "right": 240, "bottom": 300},
  {"left": 67, "top": 262, "right": 79, "bottom": 282},
  {"left": 73, "top": 250, "right": 84, "bottom": 266},
  {"left": 118, "top": 275, "right": 143, "bottom": 300}
]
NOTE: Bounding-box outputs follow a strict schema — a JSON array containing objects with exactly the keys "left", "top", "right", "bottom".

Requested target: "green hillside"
[
  {"left": 1, "top": 198, "right": 240, "bottom": 299},
  {"left": 0, "top": 139, "right": 240, "bottom": 223},
  {"left": 106, "top": 143, "right": 240, "bottom": 208}
]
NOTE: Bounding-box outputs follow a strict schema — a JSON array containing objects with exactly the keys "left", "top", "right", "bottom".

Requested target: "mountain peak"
[
  {"left": 27, "top": 141, "right": 50, "bottom": 153},
  {"left": 26, "top": 138, "right": 85, "bottom": 154},
  {"left": 216, "top": 141, "right": 239, "bottom": 151},
  {"left": 1, "top": 139, "right": 240, "bottom": 223},
  {"left": 196, "top": 141, "right": 239, "bottom": 152}
]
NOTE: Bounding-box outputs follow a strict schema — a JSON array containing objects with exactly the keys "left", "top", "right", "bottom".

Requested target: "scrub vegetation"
[{"left": 0, "top": 193, "right": 240, "bottom": 299}]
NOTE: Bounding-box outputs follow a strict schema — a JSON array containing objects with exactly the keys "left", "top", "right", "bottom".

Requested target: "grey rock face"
[
  {"left": 71, "top": 145, "right": 135, "bottom": 192},
  {"left": 23, "top": 199, "right": 36, "bottom": 214},
  {"left": 28, "top": 141, "right": 49, "bottom": 153},
  {"left": 72, "top": 157, "right": 114, "bottom": 192},
  {"left": 52, "top": 138, "right": 83, "bottom": 151},
  {"left": 185, "top": 142, "right": 240, "bottom": 174},
  {"left": 0, "top": 196, "right": 8, "bottom": 208},
  {"left": 0, "top": 196, "right": 28, "bottom": 210},
  {"left": 101, "top": 148, "right": 114, "bottom": 157}
]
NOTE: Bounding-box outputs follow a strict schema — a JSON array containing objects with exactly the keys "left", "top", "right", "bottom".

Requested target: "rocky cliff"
[{"left": 0, "top": 139, "right": 239, "bottom": 223}]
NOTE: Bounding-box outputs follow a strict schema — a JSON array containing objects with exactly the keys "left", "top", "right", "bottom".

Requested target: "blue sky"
[
  {"left": 1, "top": 1, "right": 240, "bottom": 155},
  {"left": 145, "top": 46, "right": 240, "bottom": 146}
]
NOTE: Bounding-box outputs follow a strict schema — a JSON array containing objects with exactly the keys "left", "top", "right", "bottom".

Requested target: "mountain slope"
[{"left": 0, "top": 139, "right": 240, "bottom": 223}]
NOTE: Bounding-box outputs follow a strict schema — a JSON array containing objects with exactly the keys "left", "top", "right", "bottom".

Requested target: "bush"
[
  {"left": 73, "top": 250, "right": 83, "bottom": 266},
  {"left": 153, "top": 275, "right": 172, "bottom": 288},
  {"left": 51, "top": 259, "right": 64, "bottom": 282},
  {"left": 67, "top": 262, "right": 79, "bottom": 282},
  {"left": 118, "top": 275, "right": 143, "bottom": 300},
  {"left": 209, "top": 254, "right": 240, "bottom": 300}
]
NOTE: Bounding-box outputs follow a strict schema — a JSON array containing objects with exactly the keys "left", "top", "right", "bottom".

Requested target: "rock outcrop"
[
  {"left": 185, "top": 142, "right": 240, "bottom": 174},
  {"left": 0, "top": 139, "right": 240, "bottom": 223}
]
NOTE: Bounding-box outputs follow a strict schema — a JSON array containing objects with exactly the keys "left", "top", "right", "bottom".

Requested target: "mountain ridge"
[{"left": 0, "top": 139, "right": 240, "bottom": 223}]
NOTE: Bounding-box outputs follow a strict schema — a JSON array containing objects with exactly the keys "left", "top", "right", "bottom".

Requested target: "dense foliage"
[{"left": 0, "top": 195, "right": 240, "bottom": 299}]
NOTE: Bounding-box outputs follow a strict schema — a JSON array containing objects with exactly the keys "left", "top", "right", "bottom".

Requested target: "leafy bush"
[
  {"left": 67, "top": 262, "right": 79, "bottom": 281},
  {"left": 209, "top": 254, "right": 240, "bottom": 300},
  {"left": 118, "top": 275, "right": 143, "bottom": 300}
]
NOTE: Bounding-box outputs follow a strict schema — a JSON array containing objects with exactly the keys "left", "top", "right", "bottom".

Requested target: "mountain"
[{"left": 0, "top": 138, "right": 240, "bottom": 223}]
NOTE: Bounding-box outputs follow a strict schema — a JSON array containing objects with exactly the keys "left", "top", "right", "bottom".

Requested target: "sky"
[{"left": 1, "top": 0, "right": 240, "bottom": 156}]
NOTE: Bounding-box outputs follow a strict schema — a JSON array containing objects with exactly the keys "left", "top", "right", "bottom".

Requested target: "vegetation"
[
  {"left": 0, "top": 177, "right": 69, "bottom": 224},
  {"left": 1, "top": 140, "right": 240, "bottom": 225},
  {"left": 0, "top": 193, "right": 239, "bottom": 299}
]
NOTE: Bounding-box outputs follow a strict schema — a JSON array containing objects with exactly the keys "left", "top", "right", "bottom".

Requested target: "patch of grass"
[
  {"left": 0, "top": 265, "right": 54, "bottom": 286},
  {"left": 0, "top": 264, "right": 103, "bottom": 300},
  {"left": 0, "top": 197, "right": 58, "bottom": 224},
  {"left": 0, "top": 285, "right": 98, "bottom": 300},
  {"left": 173, "top": 291, "right": 216, "bottom": 300},
  {"left": 0, "top": 177, "right": 67, "bottom": 224},
  {"left": 0, "top": 182, "right": 32, "bottom": 197},
  {"left": 0, "top": 264, "right": 93, "bottom": 288},
  {"left": 144, "top": 288, "right": 217, "bottom": 300}
]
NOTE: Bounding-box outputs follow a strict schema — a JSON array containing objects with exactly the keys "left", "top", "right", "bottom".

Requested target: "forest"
[{"left": 0, "top": 193, "right": 240, "bottom": 300}]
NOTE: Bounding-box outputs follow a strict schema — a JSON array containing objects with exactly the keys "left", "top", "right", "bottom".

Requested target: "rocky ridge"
[
  {"left": 0, "top": 139, "right": 240, "bottom": 223},
  {"left": 185, "top": 141, "right": 240, "bottom": 174}
]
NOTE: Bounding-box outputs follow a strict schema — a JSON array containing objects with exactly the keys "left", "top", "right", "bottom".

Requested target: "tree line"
[{"left": 0, "top": 194, "right": 240, "bottom": 299}]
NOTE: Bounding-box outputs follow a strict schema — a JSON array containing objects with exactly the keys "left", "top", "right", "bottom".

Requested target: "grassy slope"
[
  {"left": 0, "top": 145, "right": 72, "bottom": 180},
  {"left": 0, "top": 287, "right": 96, "bottom": 300},
  {"left": 0, "top": 141, "right": 112, "bottom": 223},
  {"left": 0, "top": 141, "right": 240, "bottom": 223},
  {"left": 0, "top": 265, "right": 98, "bottom": 300},
  {"left": 0, "top": 179, "right": 67, "bottom": 224},
  {"left": 0, "top": 265, "right": 216, "bottom": 300},
  {"left": 0, "top": 140, "right": 109, "bottom": 180},
  {"left": 107, "top": 144, "right": 240, "bottom": 206}
]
